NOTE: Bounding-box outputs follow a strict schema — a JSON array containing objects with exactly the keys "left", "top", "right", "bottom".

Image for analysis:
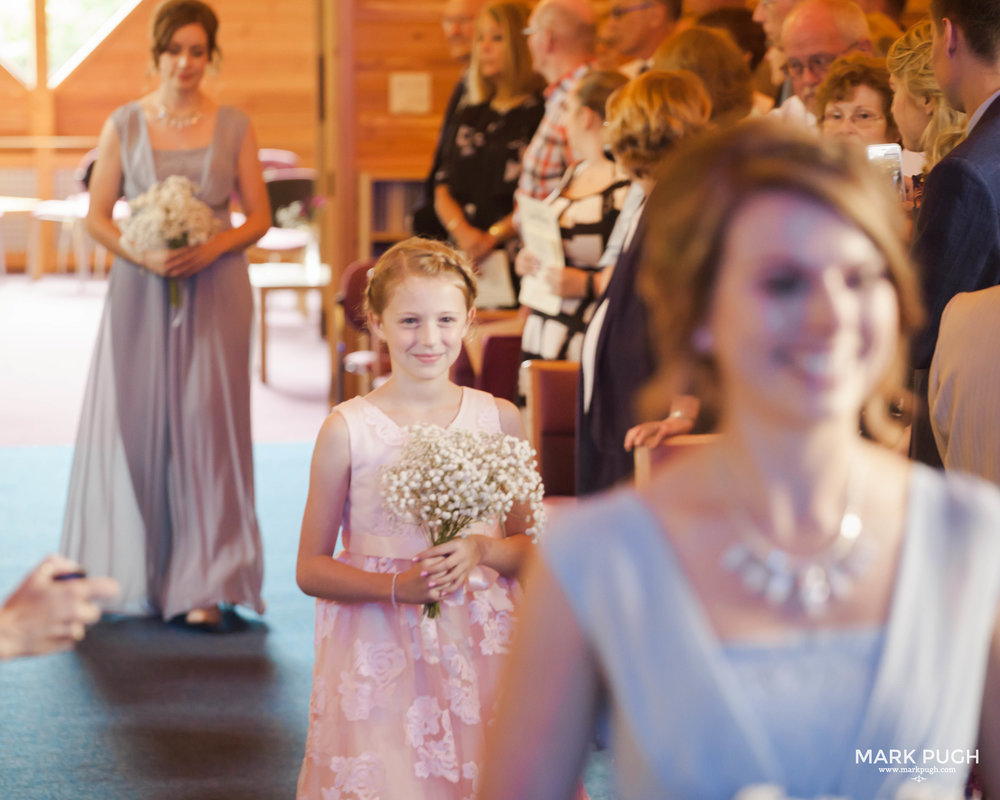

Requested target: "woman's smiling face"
[{"left": 706, "top": 190, "right": 899, "bottom": 428}]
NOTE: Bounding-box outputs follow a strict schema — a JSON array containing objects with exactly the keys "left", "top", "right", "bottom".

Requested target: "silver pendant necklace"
[
  {"left": 156, "top": 103, "right": 202, "bottom": 129},
  {"left": 720, "top": 460, "right": 874, "bottom": 617}
]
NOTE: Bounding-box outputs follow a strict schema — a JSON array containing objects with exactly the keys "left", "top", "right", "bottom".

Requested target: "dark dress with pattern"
[
  {"left": 60, "top": 102, "right": 265, "bottom": 620},
  {"left": 435, "top": 93, "right": 545, "bottom": 234},
  {"left": 521, "top": 162, "right": 629, "bottom": 362}
]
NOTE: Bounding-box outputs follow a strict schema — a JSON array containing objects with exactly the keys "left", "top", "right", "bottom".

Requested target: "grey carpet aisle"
[{"left": 0, "top": 445, "right": 614, "bottom": 799}]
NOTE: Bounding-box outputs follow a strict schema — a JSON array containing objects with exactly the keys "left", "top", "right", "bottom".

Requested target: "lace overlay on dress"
[{"left": 297, "top": 387, "right": 518, "bottom": 800}]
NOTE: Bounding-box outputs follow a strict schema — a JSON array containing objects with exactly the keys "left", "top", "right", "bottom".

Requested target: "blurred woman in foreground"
[{"left": 480, "top": 118, "right": 1000, "bottom": 799}]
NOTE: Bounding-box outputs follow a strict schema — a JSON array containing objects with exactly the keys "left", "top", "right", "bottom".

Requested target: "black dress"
[{"left": 435, "top": 93, "right": 545, "bottom": 233}]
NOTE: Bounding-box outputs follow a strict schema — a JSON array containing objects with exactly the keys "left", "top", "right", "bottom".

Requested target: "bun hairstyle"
[
  {"left": 151, "top": 0, "right": 220, "bottom": 64},
  {"left": 364, "top": 237, "right": 479, "bottom": 319}
]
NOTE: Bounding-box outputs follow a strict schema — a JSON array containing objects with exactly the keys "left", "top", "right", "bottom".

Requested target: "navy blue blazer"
[
  {"left": 911, "top": 95, "right": 1000, "bottom": 369},
  {"left": 575, "top": 213, "right": 656, "bottom": 495}
]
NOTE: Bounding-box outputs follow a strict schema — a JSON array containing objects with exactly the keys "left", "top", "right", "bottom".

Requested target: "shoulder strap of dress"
[
  {"left": 214, "top": 106, "right": 249, "bottom": 160},
  {"left": 112, "top": 102, "right": 143, "bottom": 155}
]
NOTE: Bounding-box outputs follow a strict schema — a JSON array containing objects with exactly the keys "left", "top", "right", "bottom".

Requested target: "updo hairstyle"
[
  {"left": 151, "top": 0, "right": 221, "bottom": 65},
  {"left": 886, "top": 19, "right": 966, "bottom": 169},
  {"left": 604, "top": 69, "right": 711, "bottom": 180},
  {"left": 364, "top": 237, "right": 479, "bottom": 319}
]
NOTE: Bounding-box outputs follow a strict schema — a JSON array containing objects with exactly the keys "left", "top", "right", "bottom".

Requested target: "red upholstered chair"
[
  {"left": 524, "top": 360, "right": 580, "bottom": 498},
  {"left": 334, "top": 258, "right": 391, "bottom": 402},
  {"left": 475, "top": 333, "right": 522, "bottom": 404}
]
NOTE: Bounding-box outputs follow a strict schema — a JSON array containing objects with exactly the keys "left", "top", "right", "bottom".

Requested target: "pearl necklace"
[
  {"left": 720, "top": 462, "right": 874, "bottom": 617},
  {"left": 156, "top": 103, "right": 202, "bottom": 129}
]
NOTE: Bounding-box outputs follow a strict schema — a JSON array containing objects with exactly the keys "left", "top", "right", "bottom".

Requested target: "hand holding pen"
[{"left": 0, "top": 554, "right": 120, "bottom": 660}]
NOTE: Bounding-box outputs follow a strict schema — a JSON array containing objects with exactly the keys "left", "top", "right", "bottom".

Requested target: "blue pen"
[{"left": 53, "top": 571, "right": 87, "bottom": 581}]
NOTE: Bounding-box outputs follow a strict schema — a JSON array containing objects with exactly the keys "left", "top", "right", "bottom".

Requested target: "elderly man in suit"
[{"left": 909, "top": 0, "right": 1000, "bottom": 465}]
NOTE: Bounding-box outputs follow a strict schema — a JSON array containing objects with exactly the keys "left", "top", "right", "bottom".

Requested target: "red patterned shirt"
[{"left": 516, "top": 63, "right": 589, "bottom": 201}]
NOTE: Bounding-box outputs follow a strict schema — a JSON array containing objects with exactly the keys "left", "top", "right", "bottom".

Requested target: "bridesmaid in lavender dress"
[{"left": 60, "top": 0, "right": 271, "bottom": 628}]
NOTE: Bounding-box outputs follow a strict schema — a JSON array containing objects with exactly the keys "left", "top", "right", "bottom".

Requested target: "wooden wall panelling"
[
  {"left": 0, "top": 0, "right": 319, "bottom": 274},
  {"left": 353, "top": 1, "right": 462, "bottom": 174},
  {"left": 0, "top": 69, "right": 31, "bottom": 135}
]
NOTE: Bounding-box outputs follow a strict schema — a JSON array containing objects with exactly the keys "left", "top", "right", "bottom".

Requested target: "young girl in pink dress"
[{"left": 295, "top": 238, "right": 535, "bottom": 799}]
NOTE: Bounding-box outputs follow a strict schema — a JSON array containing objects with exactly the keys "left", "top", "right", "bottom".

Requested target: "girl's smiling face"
[{"left": 370, "top": 274, "right": 473, "bottom": 381}]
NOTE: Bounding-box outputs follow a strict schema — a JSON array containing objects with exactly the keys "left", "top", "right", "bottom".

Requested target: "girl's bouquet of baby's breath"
[
  {"left": 381, "top": 424, "right": 546, "bottom": 618},
  {"left": 118, "top": 175, "right": 221, "bottom": 308}
]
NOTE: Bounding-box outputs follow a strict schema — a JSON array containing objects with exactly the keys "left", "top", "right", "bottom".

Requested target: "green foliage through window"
[{"left": 0, "top": 0, "right": 142, "bottom": 88}]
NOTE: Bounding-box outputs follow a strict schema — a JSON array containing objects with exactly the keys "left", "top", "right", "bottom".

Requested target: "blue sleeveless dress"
[{"left": 542, "top": 464, "right": 1000, "bottom": 799}]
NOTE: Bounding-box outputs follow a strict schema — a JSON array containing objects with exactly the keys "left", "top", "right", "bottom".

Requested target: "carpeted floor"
[
  {"left": 0, "top": 276, "right": 615, "bottom": 799},
  {"left": 0, "top": 442, "right": 316, "bottom": 800}
]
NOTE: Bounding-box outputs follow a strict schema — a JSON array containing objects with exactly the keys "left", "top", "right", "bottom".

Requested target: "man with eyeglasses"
[
  {"left": 770, "top": 0, "right": 872, "bottom": 126},
  {"left": 910, "top": 0, "right": 1000, "bottom": 468},
  {"left": 412, "top": 0, "right": 487, "bottom": 240},
  {"left": 604, "top": 0, "right": 680, "bottom": 78},
  {"left": 517, "top": 0, "right": 596, "bottom": 202}
]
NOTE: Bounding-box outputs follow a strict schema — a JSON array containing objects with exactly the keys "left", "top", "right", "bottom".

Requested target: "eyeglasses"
[
  {"left": 821, "top": 106, "right": 886, "bottom": 128},
  {"left": 781, "top": 52, "right": 839, "bottom": 79},
  {"left": 781, "top": 42, "right": 858, "bottom": 79},
  {"left": 609, "top": 2, "right": 654, "bottom": 19}
]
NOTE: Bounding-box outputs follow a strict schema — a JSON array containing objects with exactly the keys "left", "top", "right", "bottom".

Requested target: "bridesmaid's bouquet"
[
  {"left": 119, "top": 175, "right": 220, "bottom": 307},
  {"left": 381, "top": 424, "right": 546, "bottom": 618}
]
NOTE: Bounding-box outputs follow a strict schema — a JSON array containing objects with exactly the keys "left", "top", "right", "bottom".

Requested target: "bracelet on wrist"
[
  {"left": 488, "top": 221, "right": 509, "bottom": 241},
  {"left": 446, "top": 216, "right": 462, "bottom": 233},
  {"left": 585, "top": 269, "right": 598, "bottom": 302},
  {"left": 390, "top": 572, "right": 399, "bottom": 608}
]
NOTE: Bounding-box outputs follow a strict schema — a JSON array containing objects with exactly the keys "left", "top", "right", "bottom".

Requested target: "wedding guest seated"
[
  {"left": 435, "top": 1, "right": 545, "bottom": 306},
  {"left": 575, "top": 69, "right": 711, "bottom": 495},
  {"left": 480, "top": 117, "right": 1000, "bottom": 800},
  {"left": 0, "top": 556, "right": 118, "bottom": 659},
  {"left": 886, "top": 18, "right": 967, "bottom": 203},
  {"left": 516, "top": 69, "right": 630, "bottom": 362},
  {"left": 816, "top": 52, "right": 900, "bottom": 147},
  {"left": 653, "top": 25, "right": 755, "bottom": 127}
]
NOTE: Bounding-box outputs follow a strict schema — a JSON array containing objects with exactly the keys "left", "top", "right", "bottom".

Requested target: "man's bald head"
[
  {"left": 781, "top": 0, "right": 871, "bottom": 112},
  {"left": 527, "top": 0, "right": 597, "bottom": 81}
]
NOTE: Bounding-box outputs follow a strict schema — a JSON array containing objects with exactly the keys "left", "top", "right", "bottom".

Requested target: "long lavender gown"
[{"left": 60, "top": 102, "right": 265, "bottom": 620}]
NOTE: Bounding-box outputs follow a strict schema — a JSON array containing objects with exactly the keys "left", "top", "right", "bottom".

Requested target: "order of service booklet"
[{"left": 516, "top": 195, "right": 564, "bottom": 316}]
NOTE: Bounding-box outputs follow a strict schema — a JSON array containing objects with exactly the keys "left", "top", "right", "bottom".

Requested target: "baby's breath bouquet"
[
  {"left": 381, "top": 424, "right": 546, "bottom": 618},
  {"left": 118, "top": 175, "right": 221, "bottom": 307}
]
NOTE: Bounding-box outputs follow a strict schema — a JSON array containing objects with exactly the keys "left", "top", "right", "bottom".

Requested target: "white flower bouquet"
[
  {"left": 381, "top": 424, "right": 546, "bottom": 618},
  {"left": 118, "top": 175, "right": 221, "bottom": 307}
]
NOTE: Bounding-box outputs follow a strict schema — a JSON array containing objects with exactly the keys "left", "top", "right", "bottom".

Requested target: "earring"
[{"left": 692, "top": 326, "right": 714, "bottom": 355}]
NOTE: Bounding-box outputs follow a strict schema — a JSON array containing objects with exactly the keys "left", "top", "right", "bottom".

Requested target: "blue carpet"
[{"left": 0, "top": 444, "right": 613, "bottom": 799}]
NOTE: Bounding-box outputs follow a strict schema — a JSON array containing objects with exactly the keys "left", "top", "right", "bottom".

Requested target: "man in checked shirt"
[{"left": 517, "top": 0, "right": 596, "bottom": 202}]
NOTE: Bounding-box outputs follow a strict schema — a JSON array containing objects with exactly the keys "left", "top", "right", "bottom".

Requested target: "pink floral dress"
[{"left": 297, "top": 388, "right": 521, "bottom": 800}]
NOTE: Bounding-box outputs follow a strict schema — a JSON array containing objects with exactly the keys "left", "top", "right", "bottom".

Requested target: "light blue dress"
[
  {"left": 61, "top": 102, "right": 265, "bottom": 620},
  {"left": 542, "top": 464, "right": 1000, "bottom": 799}
]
